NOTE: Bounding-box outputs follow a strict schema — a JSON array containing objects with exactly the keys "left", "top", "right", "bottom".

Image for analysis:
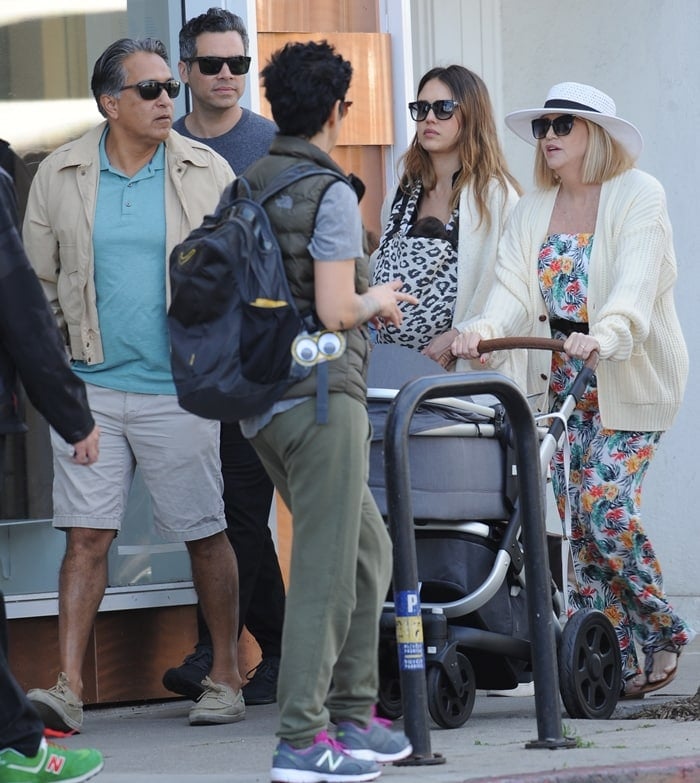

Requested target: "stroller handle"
[
  {"left": 478, "top": 337, "right": 598, "bottom": 471},
  {"left": 477, "top": 336, "right": 599, "bottom": 372}
]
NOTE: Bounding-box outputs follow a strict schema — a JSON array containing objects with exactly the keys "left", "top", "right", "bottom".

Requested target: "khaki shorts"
[{"left": 50, "top": 383, "right": 225, "bottom": 542}]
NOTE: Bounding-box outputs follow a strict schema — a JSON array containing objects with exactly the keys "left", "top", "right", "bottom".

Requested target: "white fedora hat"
[{"left": 505, "top": 82, "right": 643, "bottom": 160}]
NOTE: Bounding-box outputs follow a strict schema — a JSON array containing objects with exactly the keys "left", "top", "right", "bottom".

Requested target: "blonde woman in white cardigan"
[
  {"left": 371, "top": 65, "right": 521, "bottom": 374},
  {"left": 452, "top": 82, "right": 694, "bottom": 698}
]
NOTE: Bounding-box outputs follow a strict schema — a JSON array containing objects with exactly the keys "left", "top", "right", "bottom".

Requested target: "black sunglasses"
[
  {"left": 531, "top": 114, "right": 576, "bottom": 139},
  {"left": 187, "top": 56, "right": 251, "bottom": 76},
  {"left": 121, "top": 79, "right": 181, "bottom": 100},
  {"left": 408, "top": 99, "right": 459, "bottom": 121}
]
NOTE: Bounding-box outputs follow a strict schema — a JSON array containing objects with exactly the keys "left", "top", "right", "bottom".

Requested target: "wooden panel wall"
[
  {"left": 9, "top": 606, "right": 271, "bottom": 705},
  {"left": 9, "top": 606, "right": 197, "bottom": 704},
  {"left": 255, "top": 32, "right": 393, "bottom": 147},
  {"left": 255, "top": 0, "right": 391, "bottom": 239},
  {"left": 256, "top": 1, "right": 379, "bottom": 34}
]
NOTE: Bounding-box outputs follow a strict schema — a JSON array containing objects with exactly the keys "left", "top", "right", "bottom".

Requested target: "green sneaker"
[{"left": 0, "top": 737, "right": 103, "bottom": 782}]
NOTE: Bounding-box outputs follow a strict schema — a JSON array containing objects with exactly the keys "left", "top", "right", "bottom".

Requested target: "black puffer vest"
[{"left": 243, "top": 136, "right": 370, "bottom": 405}]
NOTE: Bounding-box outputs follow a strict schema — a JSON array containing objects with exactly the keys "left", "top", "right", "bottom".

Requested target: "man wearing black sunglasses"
[
  {"left": 164, "top": 8, "right": 284, "bottom": 710},
  {"left": 22, "top": 37, "right": 245, "bottom": 731},
  {"left": 174, "top": 7, "right": 276, "bottom": 175}
]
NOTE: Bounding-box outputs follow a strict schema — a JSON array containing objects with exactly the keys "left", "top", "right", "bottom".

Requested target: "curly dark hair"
[{"left": 261, "top": 40, "right": 352, "bottom": 138}]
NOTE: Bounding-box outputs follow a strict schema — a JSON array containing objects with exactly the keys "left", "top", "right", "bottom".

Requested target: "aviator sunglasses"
[
  {"left": 408, "top": 99, "right": 459, "bottom": 121},
  {"left": 186, "top": 56, "right": 251, "bottom": 75},
  {"left": 531, "top": 114, "right": 576, "bottom": 139},
  {"left": 121, "top": 79, "right": 181, "bottom": 100}
]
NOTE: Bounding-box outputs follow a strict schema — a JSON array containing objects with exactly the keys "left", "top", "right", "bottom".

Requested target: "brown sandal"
[
  {"left": 643, "top": 642, "right": 681, "bottom": 691},
  {"left": 621, "top": 642, "right": 681, "bottom": 699}
]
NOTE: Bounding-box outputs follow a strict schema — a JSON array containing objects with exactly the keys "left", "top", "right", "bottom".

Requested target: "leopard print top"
[{"left": 372, "top": 184, "right": 459, "bottom": 351}]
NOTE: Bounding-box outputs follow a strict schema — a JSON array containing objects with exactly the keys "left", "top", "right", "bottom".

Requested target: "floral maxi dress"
[{"left": 538, "top": 232, "right": 694, "bottom": 684}]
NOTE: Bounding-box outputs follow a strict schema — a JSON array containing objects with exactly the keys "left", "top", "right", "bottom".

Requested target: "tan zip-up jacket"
[{"left": 22, "top": 121, "right": 233, "bottom": 365}]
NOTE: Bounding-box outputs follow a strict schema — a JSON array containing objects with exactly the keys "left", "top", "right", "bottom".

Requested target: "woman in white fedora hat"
[{"left": 451, "top": 81, "right": 694, "bottom": 698}]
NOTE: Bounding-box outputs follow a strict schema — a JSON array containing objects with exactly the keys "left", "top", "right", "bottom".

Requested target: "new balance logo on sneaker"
[
  {"left": 315, "top": 748, "right": 345, "bottom": 773},
  {"left": 45, "top": 752, "right": 66, "bottom": 774},
  {"left": 270, "top": 731, "right": 380, "bottom": 783}
]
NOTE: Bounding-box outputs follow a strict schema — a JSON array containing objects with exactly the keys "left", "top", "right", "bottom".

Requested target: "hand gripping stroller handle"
[
  {"left": 478, "top": 336, "right": 599, "bottom": 442},
  {"left": 477, "top": 336, "right": 599, "bottom": 373}
]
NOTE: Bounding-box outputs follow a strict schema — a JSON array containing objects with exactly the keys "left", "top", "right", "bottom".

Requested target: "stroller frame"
[{"left": 371, "top": 338, "right": 619, "bottom": 762}]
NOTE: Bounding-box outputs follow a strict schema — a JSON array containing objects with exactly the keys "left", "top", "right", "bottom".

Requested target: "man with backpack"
[
  {"left": 237, "top": 40, "right": 417, "bottom": 782},
  {"left": 162, "top": 6, "right": 284, "bottom": 708}
]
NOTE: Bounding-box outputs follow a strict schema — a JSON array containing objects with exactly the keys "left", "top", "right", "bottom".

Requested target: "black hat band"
[{"left": 543, "top": 98, "right": 601, "bottom": 113}]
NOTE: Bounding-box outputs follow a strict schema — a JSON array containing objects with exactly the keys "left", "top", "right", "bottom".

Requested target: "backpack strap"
[
  {"left": 315, "top": 361, "right": 330, "bottom": 424},
  {"left": 256, "top": 162, "right": 347, "bottom": 205}
]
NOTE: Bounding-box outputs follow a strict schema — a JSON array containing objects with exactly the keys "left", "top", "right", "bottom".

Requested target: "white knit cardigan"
[{"left": 466, "top": 168, "right": 688, "bottom": 431}]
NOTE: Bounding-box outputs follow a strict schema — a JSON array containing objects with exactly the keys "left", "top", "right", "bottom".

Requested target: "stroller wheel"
[
  {"left": 377, "top": 645, "right": 403, "bottom": 720},
  {"left": 426, "top": 651, "right": 476, "bottom": 729},
  {"left": 377, "top": 676, "right": 403, "bottom": 720},
  {"left": 558, "top": 608, "right": 621, "bottom": 719}
]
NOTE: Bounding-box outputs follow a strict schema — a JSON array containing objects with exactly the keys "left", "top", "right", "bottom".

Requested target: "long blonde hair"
[{"left": 399, "top": 65, "right": 522, "bottom": 231}]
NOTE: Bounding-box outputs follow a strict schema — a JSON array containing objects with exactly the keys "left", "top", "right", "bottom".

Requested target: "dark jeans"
[
  {"left": 0, "top": 590, "right": 43, "bottom": 755},
  {"left": 196, "top": 422, "right": 285, "bottom": 659},
  {"left": 1, "top": 436, "right": 43, "bottom": 754}
]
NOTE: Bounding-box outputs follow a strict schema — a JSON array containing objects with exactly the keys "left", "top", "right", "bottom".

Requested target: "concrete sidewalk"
[{"left": 63, "top": 640, "right": 700, "bottom": 783}]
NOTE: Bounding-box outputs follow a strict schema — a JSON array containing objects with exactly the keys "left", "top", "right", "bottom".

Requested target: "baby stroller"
[{"left": 367, "top": 341, "right": 622, "bottom": 729}]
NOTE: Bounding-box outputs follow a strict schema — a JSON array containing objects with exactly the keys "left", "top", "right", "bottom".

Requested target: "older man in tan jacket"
[{"left": 22, "top": 37, "right": 242, "bottom": 731}]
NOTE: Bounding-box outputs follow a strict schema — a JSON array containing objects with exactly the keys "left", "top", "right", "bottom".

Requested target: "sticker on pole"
[{"left": 394, "top": 590, "right": 424, "bottom": 672}]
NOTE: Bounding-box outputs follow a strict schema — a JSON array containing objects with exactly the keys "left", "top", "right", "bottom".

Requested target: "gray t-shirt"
[
  {"left": 173, "top": 108, "right": 276, "bottom": 175},
  {"left": 308, "top": 181, "right": 363, "bottom": 261}
]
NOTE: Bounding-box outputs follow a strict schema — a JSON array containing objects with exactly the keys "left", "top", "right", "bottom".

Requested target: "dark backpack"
[{"left": 167, "top": 163, "right": 345, "bottom": 423}]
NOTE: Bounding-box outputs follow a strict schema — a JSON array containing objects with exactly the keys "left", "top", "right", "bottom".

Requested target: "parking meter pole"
[{"left": 384, "top": 387, "right": 440, "bottom": 764}]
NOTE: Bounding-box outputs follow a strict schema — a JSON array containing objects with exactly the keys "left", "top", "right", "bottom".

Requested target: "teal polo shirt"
[{"left": 72, "top": 129, "right": 175, "bottom": 394}]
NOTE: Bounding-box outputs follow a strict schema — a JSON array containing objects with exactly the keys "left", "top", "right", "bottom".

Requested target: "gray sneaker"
[
  {"left": 271, "top": 731, "right": 380, "bottom": 783},
  {"left": 188, "top": 676, "right": 245, "bottom": 725},
  {"left": 27, "top": 672, "right": 84, "bottom": 732},
  {"left": 336, "top": 714, "right": 412, "bottom": 763}
]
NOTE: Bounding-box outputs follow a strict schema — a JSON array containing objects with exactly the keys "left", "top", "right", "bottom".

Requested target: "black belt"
[{"left": 549, "top": 318, "right": 589, "bottom": 337}]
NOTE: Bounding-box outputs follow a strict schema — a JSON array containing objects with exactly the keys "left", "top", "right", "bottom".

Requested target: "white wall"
[{"left": 394, "top": 0, "right": 700, "bottom": 628}]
